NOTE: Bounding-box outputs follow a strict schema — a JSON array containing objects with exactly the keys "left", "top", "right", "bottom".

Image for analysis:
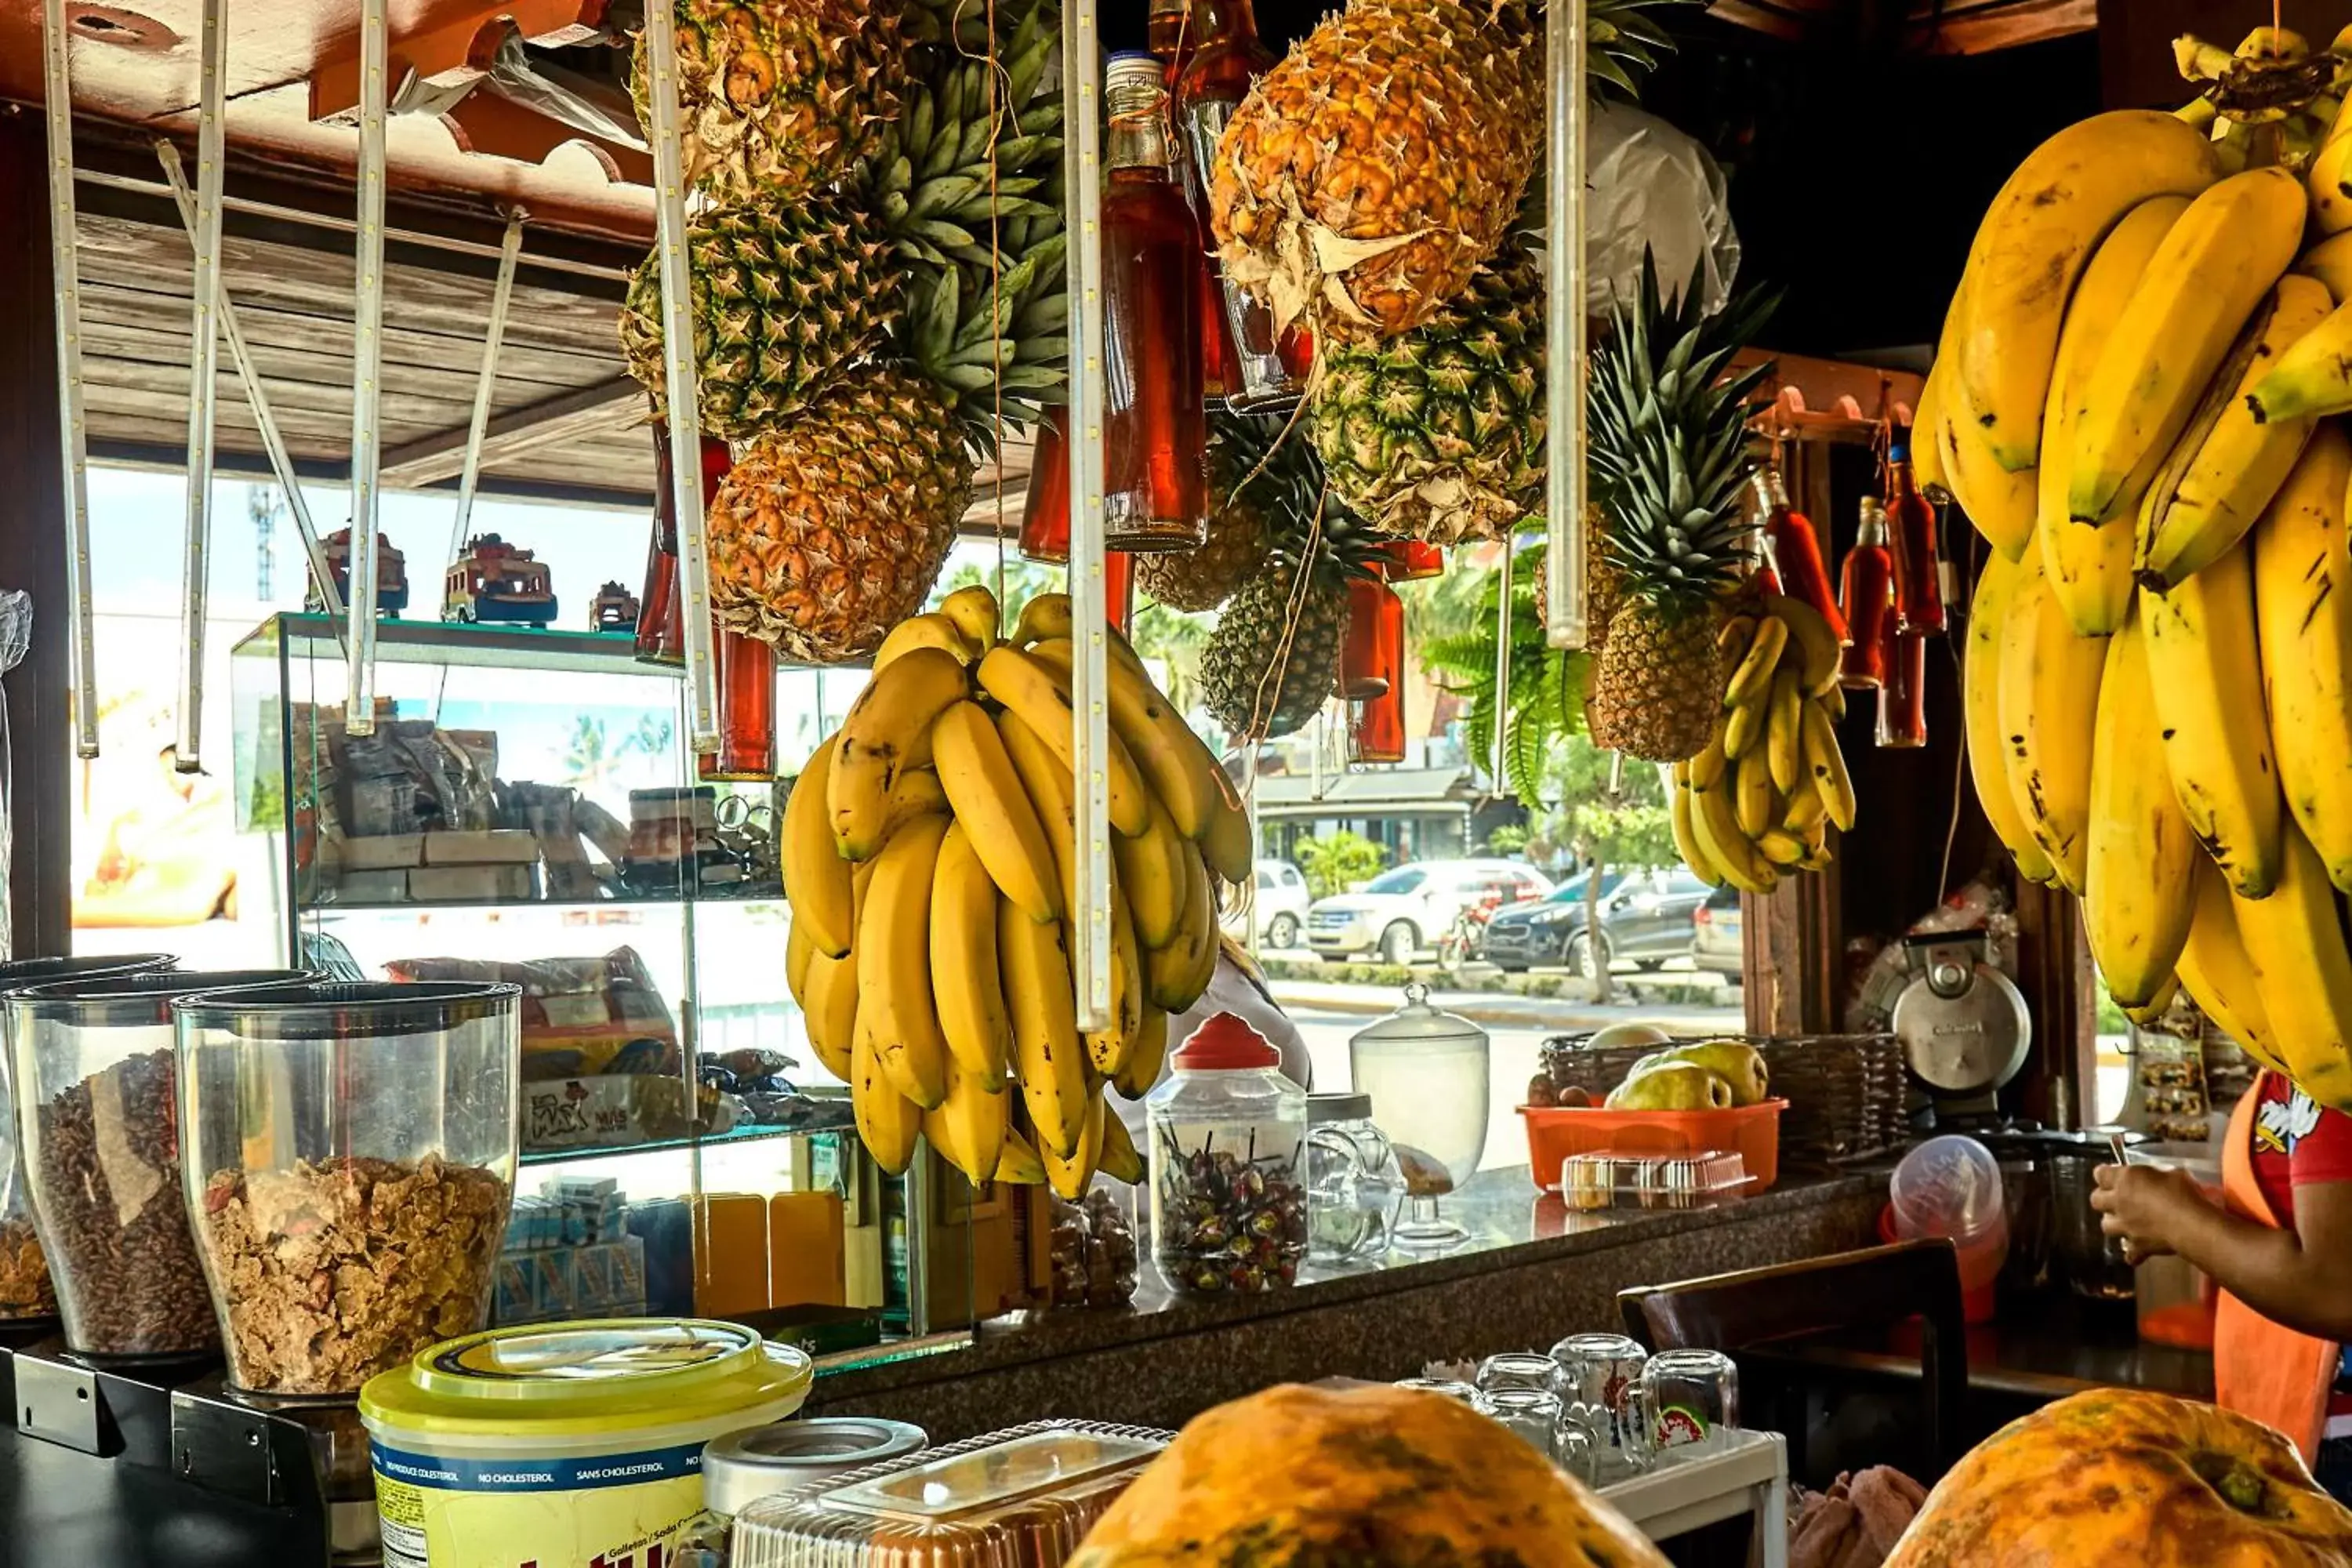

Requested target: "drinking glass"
[
  {"left": 1642, "top": 1348, "right": 1740, "bottom": 1457},
  {"left": 1395, "top": 1377, "right": 1485, "bottom": 1408},
  {"left": 1475, "top": 1351, "right": 1563, "bottom": 1396},
  {"left": 1483, "top": 1387, "right": 1564, "bottom": 1458},
  {"left": 1552, "top": 1332, "right": 1653, "bottom": 1483}
]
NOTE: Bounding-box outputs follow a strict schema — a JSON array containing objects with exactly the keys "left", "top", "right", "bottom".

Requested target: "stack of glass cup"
[{"left": 1396, "top": 1336, "right": 1740, "bottom": 1484}]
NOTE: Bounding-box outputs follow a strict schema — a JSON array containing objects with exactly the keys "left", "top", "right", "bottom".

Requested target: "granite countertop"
[{"left": 815, "top": 1167, "right": 1884, "bottom": 1399}]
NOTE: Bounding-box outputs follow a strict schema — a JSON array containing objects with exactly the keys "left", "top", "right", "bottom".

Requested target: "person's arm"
[{"left": 2092, "top": 1163, "right": 2352, "bottom": 1341}]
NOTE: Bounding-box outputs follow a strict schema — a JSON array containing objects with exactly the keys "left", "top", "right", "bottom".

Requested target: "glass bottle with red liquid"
[
  {"left": 1884, "top": 440, "right": 1945, "bottom": 636},
  {"left": 1838, "top": 498, "right": 1894, "bottom": 691},
  {"left": 693, "top": 445, "right": 776, "bottom": 782},
  {"left": 1344, "top": 577, "right": 1406, "bottom": 764},
  {"left": 1016, "top": 407, "right": 1140, "bottom": 634},
  {"left": 1753, "top": 467, "right": 1845, "bottom": 642},
  {"left": 1167, "top": 0, "right": 1305, "bottom": 413},
  {"left": 1149, "top": 0, "right": 1240, "bottom": 405},
  {"left": 1102, "top": 56, "right": 1207, "bottom": 550},
  {"left": 1876, "top": 619, "right": 1928, "bottom": 750}
]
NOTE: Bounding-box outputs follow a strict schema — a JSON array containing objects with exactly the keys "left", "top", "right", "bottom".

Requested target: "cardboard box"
[
  {"left": 408, "top": 863, "right": 534, "bottom": 902},
  {"left": 424, "top": 829, "right": 541, "bottom": 865},
  {"left": 340, "top": 833, "right": 423, "bottom": 870}
]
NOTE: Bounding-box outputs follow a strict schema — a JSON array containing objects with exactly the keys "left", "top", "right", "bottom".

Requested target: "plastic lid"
[
  {"left": 1889, "top": 1134, "right": 2006, "bottom": 1240},
  {"left": 1173, "top": 1011, "right": 1278, "bottom": 1071},
  {"left": 1308, "top": 1091, "right": 1373, "bottom": 1123},
  {"left": 705, "top": 1418, "right": 927, "bottom": 1516},
  {"left": 358, "top": 1319, "right": 812, "bottom": 1440},
  {"left": 1346, "top": 982, "right": 1489, "bottom": 1047}
]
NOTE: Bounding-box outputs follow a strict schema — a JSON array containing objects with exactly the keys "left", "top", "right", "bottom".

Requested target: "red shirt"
[{"left": 2248, "top": 1075, "right": 2352, "bottom": 1425}]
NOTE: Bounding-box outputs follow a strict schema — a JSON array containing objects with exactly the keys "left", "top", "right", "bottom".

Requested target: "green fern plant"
[{"left": 1419, "top": 541, "right": 1591, "bottom": 804}]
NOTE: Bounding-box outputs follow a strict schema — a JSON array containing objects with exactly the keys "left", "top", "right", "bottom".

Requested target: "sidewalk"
[{"left": 1267, "top": 977, "right": 1746, "bottom": 1033}]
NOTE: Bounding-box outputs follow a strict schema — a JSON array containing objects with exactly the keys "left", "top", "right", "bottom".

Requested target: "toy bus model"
[
  {"left": 309, "top": 527, "right": 408, "bottom": 616},
  {"left": 444, "top": 533, "right": 558, "bottom": 628},
  {"left": 590, "top": 581, "right": 641, "bottom": 635}
]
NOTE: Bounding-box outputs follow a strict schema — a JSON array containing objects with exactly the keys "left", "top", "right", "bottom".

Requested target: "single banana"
[
  {"left": 781, "top": 735, "right": 855, "bottom": 958},
  {"left": 1201, "top": 766, "right": 1254, "bottom": 886},
  {"left": 995, "top": 706, "right": 1082, "bottom": 917},
  {"left": 856, "top": 812, "right": 951, "bottom": 1110},
  {"left": 831, "top": 647, "right": 971, "bottom": 860},
  {"left": 1145, "top": 843, "right": 1218, "bottom": 1012},
  {"left": 2083, "top": 602, "right": 2198, "bottom": 1008},
  {"left": 1715, "top": 615, "right": 1759, "bottom": 656},
  {"left": 1722, "top": 689, "right": 1769, "bottom": 760},
  {"left": 1098, "top": 1109, "right": 1145, "bottom": 1185},
  {"left": 877, "top": 768, "right": 949, "bottom": 839},
  {"left": 1013, "top": 591, "right": 1074, "bottom": 647},
  {"left": 802, "top": 947, "right": 858, "bottom": 1081},
  {"left": 930, "top": 700, "right": 1062, "bottom": 923},
  {"left": 1962, "top": 551, "right": 2058, "bottom": 883},
  {"left": 1670, "top": 765, "right": 1722, "bottom": 887},
  {"left": 938, "top": 583, "right": 1000, "bottom": 651},
  {"left": 1995, "top": 550, "right": 2106, "bottom": 891},
  {"left": 1690, "top": 740, "right": 1775, "bottom": 894},
  {"left": 998, "top": 896, "right": 1088, "bottom": 1157},
  {"left": 1952, "top": 109, "right": 2220, "bottom": 471},
  {"left": 2121, "top": 975, "right": 2181, "bottom": 1030},
  {"left": 994, "top": 1123, "right": 1048, "bottom": 1185},
  {"left": 2252, "top": 423, "right": 2352, "bottom": 892},
  {"left": 921, "top": 1051, "right": 1007, "bottom": 1187},
  {"left": 1798, "top": 700, "right": 1857, "bottom": 835},
  {"left": 2140, "top": 274, "right": 2334, "bottom": 588},
  {"left": 2296, "top": 229, "right": 2352, "bottom": 303},
  {"left": 2034, "top": 193, "right": 2193, "bottom": 634},
  {"left": 1722, "top": 616, "right": 1788, "bottom": 710},
  {"left": 1087, "top": 880, "right": 1146, "bottom": 1076},
  {"left": 1766, "top": 668, "right": 1803, "bottom": 793},
  {"left": 1689, "top": 731, "right": 1730, "bottom": 792},
  {"left": 2067, "top": 165, "right": 2307, "bottom": 527},
  {"left": 2140, "top": 540, "right": 2283, "bottom": 897},
  {"left": 786, "top": 917, "right": 815, "bottom": 1008},
  {"left": 1765, "top": 594, "right": 1842, "bottom": 695},
  {"left": 1116, "top": 1005, "right": 1171, "bottom": 1100},
  {"left": 1782, "top": 782, "right": 1829, "bottom": 835},
  {"left": 931, "top": 823, "right": 1013, "bottom": 1091},
  {"left": 2245, "top": 292, "right": 2352, "bottom": 426},
  {"left": 1911, "top": 357, "right": 1951, "bottom": 499},
  {"left": 1756, "top": 829, "right": 1806, "bottom": 866},
  {"left": 2310, "top": 125, "right": 2352, "bottom": 235},
  {"left": 1733, "top": 749, "right": 1775, "bottom": 840},
  {"left": 2227, "top": 823, "right": 2352, "bottom": 1111},
  {"left": 1043, "top": 1089, "right": 1108, "bottom": 1200},
  {"left": 1112, "top": 789, "right": 1189, "bottom": 949},
  {"left": 1937, "top": 394, "right": 2040, "bottom": 564},
  {"left": 976, "top": 644, "right": 1150, "bottom": 838},
  {"left": 851, "top": 1020, "right": 921, "bottom": 1176},
  {"left": 873, "top": 612, "right": 973, "bottom": 673}
]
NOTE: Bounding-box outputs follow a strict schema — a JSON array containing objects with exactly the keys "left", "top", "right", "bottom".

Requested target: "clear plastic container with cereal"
[{"left": 1143, "top": 1012, "right": 1308, "bottom": 1296}]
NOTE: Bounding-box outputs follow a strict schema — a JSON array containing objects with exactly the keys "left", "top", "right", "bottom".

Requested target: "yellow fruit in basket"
[
  {"left": 1606, "top": 1062, "right": 1733, "bottom": 1112},
  {"left": 1641, "top": 1041, "right": 1770, "bottom": 1106},
  {"left": 1585, "top": 1021, "right": 1673, "bottom": 1052}
]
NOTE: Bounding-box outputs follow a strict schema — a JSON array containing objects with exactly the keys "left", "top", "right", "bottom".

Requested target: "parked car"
[
  {"left": 1306, "top": 859, "right": 1554, "bottom": 965},
  {"left": 1481, "top": 867, "right": 1714, "bottom": 974},
  {"left": 1221, "top": 859, "right": 1313, "bottom": 949},
  {"left": 1692, "top": 883, "right": 1744, "bottom": 980}
]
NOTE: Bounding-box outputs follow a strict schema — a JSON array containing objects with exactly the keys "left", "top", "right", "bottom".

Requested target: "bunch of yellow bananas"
[
  {"left": 1669, "top": 594, "right": 1854, "bottom": 894},
  {"left": 782, "top": 586, "right": 1250, "bottom": 1196},
  {"left": 1938, "top": 29, "right": 2352, "bottom": 1111}
]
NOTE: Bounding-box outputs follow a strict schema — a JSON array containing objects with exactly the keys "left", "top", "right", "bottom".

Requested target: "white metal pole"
[
  {"left": 155, "top": 139, "right": 345, "bottom": 632},
  {"left": 1544, "top": 0, "right": 1590, "bottom": 652},
  {"left": 640, "top": 0, "right": 723, "bottom": 754},
  {"left": 41, "top": 0, "right": 99, "bottom": 760},
  {"left": 1493, "top": 539, "right": 1513, "bottom": 795},
  {"left": 446, "top": 212, "right": 526, "bottom": 571},
  {"left": 343, "top": 0, "right": 389, "bottom": 736},
  {"left": 1062, "top": 0, "right": 1112, "bottom": 1033},
  {"left": 172, "top": 0, "right": 228, "bottom": 772}
]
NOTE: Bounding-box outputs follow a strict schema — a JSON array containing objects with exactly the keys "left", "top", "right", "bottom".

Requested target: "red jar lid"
[{"left": 1172, "top": 1011, "right": 1277, "bottom": 1071}]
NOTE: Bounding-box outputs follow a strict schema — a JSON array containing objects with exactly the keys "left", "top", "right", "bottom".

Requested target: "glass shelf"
[
  {"left": 517, "top": 1113, "right": 852, "bottom": 1167},
  {"left": 234, "top": 612, "right": 673, "bottom": 677}
]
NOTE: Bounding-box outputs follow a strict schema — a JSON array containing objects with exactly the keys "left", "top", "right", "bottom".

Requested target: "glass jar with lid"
[
  {"left": 1305, "top": 1091, "right": 1405, "bottom": 1263},
  {"left": 1348, "top": 984, "right": 1491, "bottom": 1248},
  {"left": 1145, "top": 1012, "right": 1307, "bottom": 1294}
]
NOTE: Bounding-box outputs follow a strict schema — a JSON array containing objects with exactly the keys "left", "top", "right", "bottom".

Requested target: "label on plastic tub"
[{"left": 370, "top": 1440, "right": 707, "bottom": 1568}]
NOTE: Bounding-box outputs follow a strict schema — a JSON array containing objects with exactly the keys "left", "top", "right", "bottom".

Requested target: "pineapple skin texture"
[
  {"left": 1587, "top": 598, "right": 1727, "bottom": 764},
  {"left": 1208, "top": 0, "right": 1544, "bottom": 340},
  {"left": 1202, "top": 563, "right": 1348, "bottom": 741},
  {"left": 706, "top": 367, "right": 973, "bottom": 664}
]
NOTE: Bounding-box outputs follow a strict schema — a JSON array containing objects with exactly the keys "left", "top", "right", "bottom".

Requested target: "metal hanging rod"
[
  {"left": 71, "top": 167, "right": 635, "bottom": 285},
  {"left": 1544, "top": 0, "right": 1590, "bottom": 653},
  {"left": 445, "top": 211, "right": 528, "bottom": 571},
  {"left": 173, "top": 0, "right": 229, "bottom": 775},
  {"left": 1062, "top": 0, "right": 1112, "bottom": 1034},
  {"left": 343, "top": 0, "right": 390, "bottom": 735},
  {"left": 42, "top": 0, "right": 101, "bottom": 760}
]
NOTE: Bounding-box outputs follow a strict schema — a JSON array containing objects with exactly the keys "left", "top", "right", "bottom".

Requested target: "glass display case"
[{"left": 227, "top": 614, "right": 1007, "bottom": 1367}]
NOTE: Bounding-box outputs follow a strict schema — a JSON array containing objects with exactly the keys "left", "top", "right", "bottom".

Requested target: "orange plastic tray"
[{"left": 1519, "top": 1100, "right": 1784, "bottom": 1194}]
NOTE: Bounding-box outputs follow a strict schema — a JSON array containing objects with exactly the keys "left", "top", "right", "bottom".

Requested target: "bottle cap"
[
  {"left": 1105, "top": 53, "right": 1167, "bottom": 97},
  {"left": 1172, "top": 1011, "right": 1279, "bottom": 1070}
]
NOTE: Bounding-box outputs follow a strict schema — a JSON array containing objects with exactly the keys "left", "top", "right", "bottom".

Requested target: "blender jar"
[
  {"left": 1305, "top": 1091, "right": 1406, "bottom": 1263},
  {"left": 174, "top": 981, "right": 521, "bottom": 1397},
  {"left": 1145, "top": 1012, "right": 1308, "bottom": 1295},
  {"left": 7, "top": 968, "right": 307, "bottom": 1359},
  {"left": 1348, "top": 984, "right": 1491, "bottom": 1247},
  {"left": 0, "top": 953, "right": 176, "bottom": 1323}
]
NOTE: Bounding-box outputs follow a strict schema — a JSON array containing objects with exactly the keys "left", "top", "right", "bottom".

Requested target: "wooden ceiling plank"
[
  {"left": 1908, "top": 0, "right": 2097, "bottom": 54},
  {"left": 379, "top": 376, "right": 646, "bottom": 487}
]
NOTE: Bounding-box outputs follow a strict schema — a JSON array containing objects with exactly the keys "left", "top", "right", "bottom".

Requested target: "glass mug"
[
  {"left": 1475, "top": 1351, "right": 1563, "bottom": 1396},
  {"left": 1552, "top": 1332, "right": 1653, "bottom": 1483},
  {"left": 1642, "top": 1348, "right": 1740, "bottom": 1457}
]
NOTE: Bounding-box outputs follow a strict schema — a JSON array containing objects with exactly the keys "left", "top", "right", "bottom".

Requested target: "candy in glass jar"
[{"left": 1145, "top": 1013, "right": 1308, "bottom": 1294}]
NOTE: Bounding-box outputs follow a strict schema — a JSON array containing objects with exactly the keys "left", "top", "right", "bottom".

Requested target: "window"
[{"left": 1363, "top": 867, "right": 1427, "bottom": 895}]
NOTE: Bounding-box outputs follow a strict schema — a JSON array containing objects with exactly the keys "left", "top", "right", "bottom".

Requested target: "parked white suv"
[
  {"left": 1221, "top": 859, "right": 1313, "bottom": 949},
  {"left": 1306, "top": 858, "right": 1555, "bottom": 965}
]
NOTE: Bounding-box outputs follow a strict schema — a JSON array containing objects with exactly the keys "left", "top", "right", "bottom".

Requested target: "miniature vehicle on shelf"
[
  {"left": 309, "top": 528, "right": 409, "bottom": 616},
  {"left": 444, "top": 534, "right": 558, "bottom": 628},
  {"left": 590, "top": 581, "right": 641, "bottom": 634}
]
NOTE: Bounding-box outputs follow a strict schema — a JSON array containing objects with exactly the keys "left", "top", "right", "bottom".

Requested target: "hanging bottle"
[
  {"left": 1170, "top": 0, "right": 1304, "bottom": 414},
  {"left": 1102, "top": 56, "right": 1207, "bottom": 550},
  {"left": 1149, "top": 0, "right": 1240, "bottom": 406},
  {"left": 1877, "top": 619, "right": 1928, "bottom": 750},
  {"left": 1340, "top": 576, "right": 1400, "bottom": 701},
  {"left": 1019, "top": 408, "right": 1071, "bottom": 564},
  {"left": 1838, "top": 498, "right": 1895, "bottom": 691},
  {"left": 697, "top": 440, "right": 776, "bottom": 783},
  {"left": 1754, "top": 467, "right": 1846, "bottom": 641},
  {"left": 1885, "top": 441, "right": 1946, "bottom": 636},
  {"left": 1381, "top": 539, "right": 1444, "bottom": 581}
]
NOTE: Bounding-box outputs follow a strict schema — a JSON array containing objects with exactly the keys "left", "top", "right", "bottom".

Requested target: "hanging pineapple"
[
  {"left": 1199, "top": 510, "right": 1388, "bottom": 743},
  {"left": 1583, "top": 255, "right": 1779, "bottom": 763}
]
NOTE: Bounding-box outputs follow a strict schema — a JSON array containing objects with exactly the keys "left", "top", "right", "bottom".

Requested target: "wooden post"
[{"left": 0, "top": 107, "right": 73, "bottom": 959}]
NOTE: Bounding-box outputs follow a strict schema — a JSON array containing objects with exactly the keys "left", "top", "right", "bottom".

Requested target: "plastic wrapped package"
[
  {"left": 733, "top": 1421, "right": 1172, "bottom": 1567},
  {"left": 1585, "top": 103, "right": 1741, "bottom": 317}
]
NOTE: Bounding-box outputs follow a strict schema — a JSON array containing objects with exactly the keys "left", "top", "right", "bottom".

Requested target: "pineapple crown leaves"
[{"left": 1489, "top": 0, "right": 1697, "bottom": 101}]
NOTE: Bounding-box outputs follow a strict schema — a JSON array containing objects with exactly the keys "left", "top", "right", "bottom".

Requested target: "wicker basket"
[{"left": 1534, "top": 1031, "right": 1909, "bottom": 1168}]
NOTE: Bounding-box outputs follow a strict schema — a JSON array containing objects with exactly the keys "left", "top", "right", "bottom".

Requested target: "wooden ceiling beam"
[
  {"left": 379, "top": 376, "right": 644, "bottom": 488},
  {"left": 1909, "top": 0, "right": 2097, "bottom": 56}
]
